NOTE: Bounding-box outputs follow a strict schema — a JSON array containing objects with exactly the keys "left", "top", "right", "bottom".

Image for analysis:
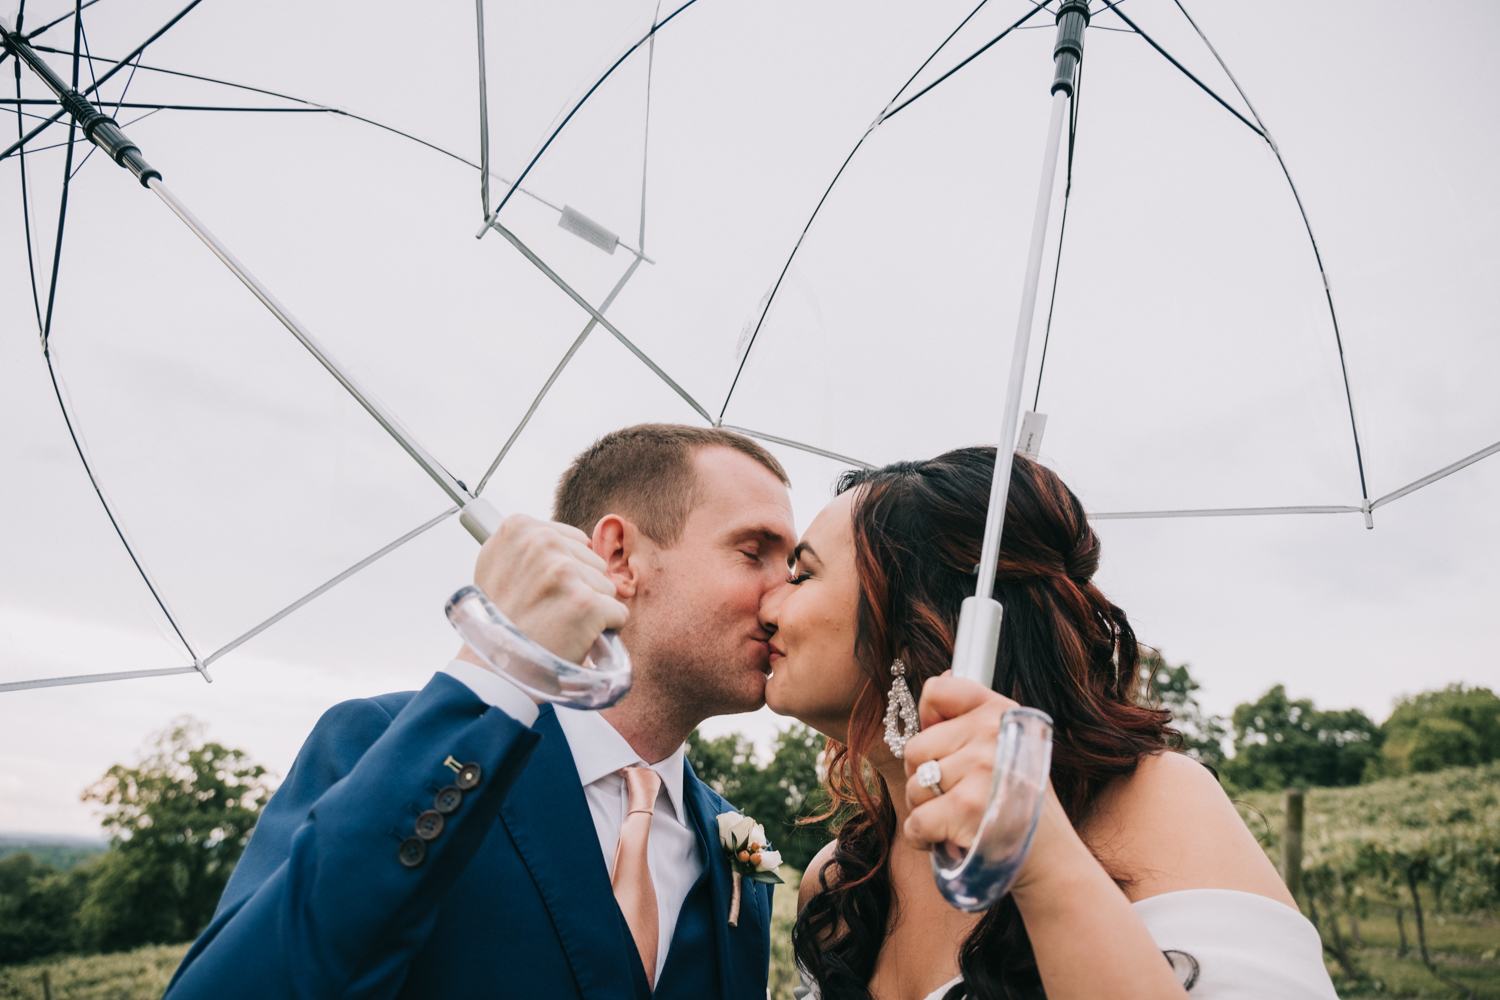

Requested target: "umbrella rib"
[
  {"left": 1370, "top": 439, "right": 1500, "bottom": 512},
  {"left": 1097, "top": 3, "right": 1265, "bottom": 141},
  {"left": 1091, "top": 505, "right": 1363, "bottom": 520},
  {"left": 877, "top": 1, "right": 1052, "bottom": 125},
  {"left": 486, "top": 0, "right": 701, "bottom": 223},
  {"left": 882, "top": 0, "right": 1005, "bottom": 118},
  {"left": 1168, "top": 0, "right": 1371, "bottom": 513},
  {"left": 11, "top": 46, "right": 653, "bottom": 261},
  {"left": 474, "top": 0, "right": 490, "bottom": 220},
  {"left": 487, "top": 221, "right": 712, "bottom": 424},
  {"left": 718, "top": 1, "right": 1050, "bottom": 424},
  {"left": 37, "top": 4, "right": 79, "bottom": 349},
  {"left": 20, "top": 0, "right": 106, "bottom": 43},
  {"left": 26, "top": 9, "right": 205, "bottom": 677},
  {"left": 719, "top": 426, "right": 875, "bottom": 470},
  {"left": 0, "top": 100, "right": 328, "bottom": 111},
  {"left": 473, "top": 0, "right": 666, "bottom": 495},
  {"left": 475, "top": 255, "right": 645, "bottom": 495},
  {"left": 638, "top": 0, "right": 663, "bottom": 253},
  {"left": 13, "top": 48, "right": 43, "bottom": 330},
  {"left": 0, "top": 665, "right": 203, "bottom": 695},
  {"left": 201, "top": 506, "right": 461, "bottom": 669}
]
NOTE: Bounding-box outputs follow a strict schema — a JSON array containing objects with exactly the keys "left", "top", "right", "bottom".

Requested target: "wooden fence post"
[
  {"left": 41, "top": 969, "right": 53, "bottom": 1000},
  {"left": 1282, "top": 788, "right": 1304, "bottom": 903}
]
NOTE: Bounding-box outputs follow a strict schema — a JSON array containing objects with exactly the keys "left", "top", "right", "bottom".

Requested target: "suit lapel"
[
  {"left": 681, "top": 762, "right": 757, "bottom": 1000},
  {"left": 499, "top": 706, "right": 638, "bottom": 1000}
]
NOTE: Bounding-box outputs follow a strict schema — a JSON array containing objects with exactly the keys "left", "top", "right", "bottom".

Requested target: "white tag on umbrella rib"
[
  {"left": 558, "top": 205, "right": 618, "bottom": 255},
  {"left": 1016, "top": 411, "right": 1047, "bottom": 460}
]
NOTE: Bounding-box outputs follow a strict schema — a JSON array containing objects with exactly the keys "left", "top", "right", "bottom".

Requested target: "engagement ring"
[{"left": 915, "top": 759, "right": 944, "bottom": 796}]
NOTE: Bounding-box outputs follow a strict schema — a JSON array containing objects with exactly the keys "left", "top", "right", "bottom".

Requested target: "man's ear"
[{"left": 591, "top": 514, "right": 643, "bottom": 600}]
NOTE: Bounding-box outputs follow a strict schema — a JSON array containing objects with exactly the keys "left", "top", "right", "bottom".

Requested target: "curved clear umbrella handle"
[
  {"left": 931, "top": 706, "right": 1053, "bottom": 911},
  {"left": 444, "top": 585, "right": 632, "bottom": 710}
]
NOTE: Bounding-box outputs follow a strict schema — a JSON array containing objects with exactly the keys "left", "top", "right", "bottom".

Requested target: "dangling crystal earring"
[{"left": 883, "top": 658, "right": 920, "bottom": 759}]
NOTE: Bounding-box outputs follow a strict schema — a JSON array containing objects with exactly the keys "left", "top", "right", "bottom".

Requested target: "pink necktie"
[{"left": 613, "top": 765, "right": 662, "bottom": 989}]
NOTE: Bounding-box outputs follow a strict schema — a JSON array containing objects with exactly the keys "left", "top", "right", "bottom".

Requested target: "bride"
[{"left": 759, "top": 448, "right": 1337, "bottom": 1000}]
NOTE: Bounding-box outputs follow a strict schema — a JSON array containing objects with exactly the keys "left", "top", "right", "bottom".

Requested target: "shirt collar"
[{"left": 553, "top": 705, "right": 687, "bottom": 823}]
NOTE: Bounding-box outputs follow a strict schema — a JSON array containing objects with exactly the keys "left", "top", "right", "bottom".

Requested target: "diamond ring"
[{"left": 915, "top": 759, "right": 943, "bottom": 796}]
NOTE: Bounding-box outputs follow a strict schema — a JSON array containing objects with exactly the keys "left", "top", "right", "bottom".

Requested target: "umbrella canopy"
[{"left": 1, "top": 1, "right": 1496, "bottom": 829}]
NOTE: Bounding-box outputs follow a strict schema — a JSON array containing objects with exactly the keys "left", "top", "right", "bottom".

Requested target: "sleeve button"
[
  {"left": 415, "top": 810, "right": 446, "bottom": 841},
  {"left": 398, "top": 837, "right": 428, "bottom": 869},
  {"left": 433, "top": 786, "right": 464, "bottom": 815},
  {"left": 455, "top": 762, "right": 482, "bottom": 790}
]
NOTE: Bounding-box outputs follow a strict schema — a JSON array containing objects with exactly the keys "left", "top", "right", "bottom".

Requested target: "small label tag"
[
  {"left": 558, "top": 205, "right": 618, "bottom": 255},
  {"left": 1016, "top": 411, "right": 1047, "bottom": 460}
]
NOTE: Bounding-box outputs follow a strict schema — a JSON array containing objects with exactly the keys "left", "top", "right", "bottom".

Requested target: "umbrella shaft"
[
  {"left": 0, "top": 16, "right": 160, "bottom": 185},
  {"left": 973, "top": 90, "right": 1069, "bottom": 607}
]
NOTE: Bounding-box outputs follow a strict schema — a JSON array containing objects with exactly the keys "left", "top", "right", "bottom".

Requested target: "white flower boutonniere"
[{"left": 716, "top": 811, "right": 784, "bottom": 926}]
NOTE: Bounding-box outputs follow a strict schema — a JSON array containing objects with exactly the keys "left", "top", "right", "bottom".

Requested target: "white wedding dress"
[{"left": 796, "top": 889, "right": 1338, "bottom": 1000}]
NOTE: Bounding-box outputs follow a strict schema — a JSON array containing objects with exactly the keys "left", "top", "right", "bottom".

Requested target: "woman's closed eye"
[{"left": 787, "top": 570, "right": 812, "bottom": 585}]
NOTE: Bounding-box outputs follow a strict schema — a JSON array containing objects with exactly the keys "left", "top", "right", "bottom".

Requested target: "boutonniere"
[{"left": 716, "top": 811, "right": 784, "bottom": 926}]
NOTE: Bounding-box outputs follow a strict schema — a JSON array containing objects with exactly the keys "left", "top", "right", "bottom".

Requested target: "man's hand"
[{"left": 466, "top": 514, "right": 628, "bottom": 668}]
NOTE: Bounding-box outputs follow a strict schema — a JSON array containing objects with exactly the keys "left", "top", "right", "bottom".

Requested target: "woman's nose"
[{"left": 758, "top": 580, "right": 787, "bottom": 630}]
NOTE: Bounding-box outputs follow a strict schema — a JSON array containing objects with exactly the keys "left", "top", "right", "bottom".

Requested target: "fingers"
[
  {"left": 903, "top": 765, "right": 996, "bottom": 850},
  {"left": 903, "top": 706, "right": 999, "bottom": 778},
  {"left": 902, "top": 680, "right": 1021, "bottom": 845},
  {"left": 593, "top": 590, "right": 630, "bottom": 632},
  {"left": 917, "top": 674, "right": 1009, "bottom": 729},
  {"left": 904, "top": 724, "right": 1000, "bottom": 814},
  {"left": 471, "top": 513, "right": 629, "bottom": 664}
]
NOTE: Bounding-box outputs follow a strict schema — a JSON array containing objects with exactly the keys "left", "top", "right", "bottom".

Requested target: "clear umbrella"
[{"left": 1, "top": 3, "right": 1495, "bottom": 738}]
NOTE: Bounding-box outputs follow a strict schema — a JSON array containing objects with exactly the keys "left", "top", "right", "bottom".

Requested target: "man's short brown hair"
[{"left": 553, "top": 424, "right": 790, "bottom": 545}]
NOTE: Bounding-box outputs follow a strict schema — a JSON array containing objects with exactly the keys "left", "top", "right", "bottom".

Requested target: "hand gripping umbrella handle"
[
  {"left": 930, "top": 707, "right": 1053, "bottom": 911},
  {"left": 451, "top": 498, "right": 632, "bottom": 710}
]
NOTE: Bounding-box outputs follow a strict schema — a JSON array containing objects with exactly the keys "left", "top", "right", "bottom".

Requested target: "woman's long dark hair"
[{"left": 792, "top": 448, "right": 1175, "bottom": 1000}]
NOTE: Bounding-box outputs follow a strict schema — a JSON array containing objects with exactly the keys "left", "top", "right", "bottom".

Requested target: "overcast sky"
[{"left": 2, "top": 0, "right": 1496, "bottom": 837}]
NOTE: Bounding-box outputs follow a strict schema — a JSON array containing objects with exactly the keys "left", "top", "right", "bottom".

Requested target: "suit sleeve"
[{"left": 165, "top": 671, "right": 542, "bottom": 1000}]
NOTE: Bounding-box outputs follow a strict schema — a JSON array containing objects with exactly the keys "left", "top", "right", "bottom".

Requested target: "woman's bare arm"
[{"left": 1082, "top": 750, "right": 1295, "bottom": 907}]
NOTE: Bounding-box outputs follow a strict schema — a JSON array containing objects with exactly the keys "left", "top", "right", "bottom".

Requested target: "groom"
[{"left": 165, "top": 425, "right": 797, "bottom": 1000}]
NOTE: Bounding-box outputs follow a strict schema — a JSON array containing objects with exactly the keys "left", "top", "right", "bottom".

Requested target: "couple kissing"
[{"left": 163, "top": 424, "right": 1336, "bottom": 1000}]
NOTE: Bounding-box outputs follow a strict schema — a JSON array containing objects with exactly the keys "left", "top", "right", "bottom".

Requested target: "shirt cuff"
[{"left": 440, "top": 659, "right": 541, "bottom": 727}]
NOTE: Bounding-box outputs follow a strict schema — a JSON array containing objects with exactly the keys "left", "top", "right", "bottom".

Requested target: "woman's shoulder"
[
  {"left": 1083, "top": 751, "right": 1297, "bottom": 909},
  {"left": 797, "top": 839, "right": 841, "bottom": 913}
]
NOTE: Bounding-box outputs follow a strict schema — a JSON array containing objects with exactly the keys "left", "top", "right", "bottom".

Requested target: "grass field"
[
  {"left": 2, "top": 867, "right": 1492, "bottom": 999},
  {"left": 1323, "top": 904, "right": 1499, "bottom": 999},
  {"left": 0, "top": 944, "right": 190, "bottom": 1000}
]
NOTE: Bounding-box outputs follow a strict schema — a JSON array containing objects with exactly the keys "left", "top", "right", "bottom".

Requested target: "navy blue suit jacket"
[{"left": 165, "top": 672, "right": 772, "bottom": 999}]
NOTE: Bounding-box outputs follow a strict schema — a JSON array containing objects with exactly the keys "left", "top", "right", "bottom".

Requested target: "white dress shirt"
[{"left": 438, "top": 660, "right": 705, "bottom": 982}]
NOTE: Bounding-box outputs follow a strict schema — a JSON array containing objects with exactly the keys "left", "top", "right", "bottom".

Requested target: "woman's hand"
[{"left": 900, "top": 673, "right": 1019, "bottom": 849}]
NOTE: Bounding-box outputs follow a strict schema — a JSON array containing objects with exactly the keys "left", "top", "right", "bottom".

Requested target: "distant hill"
[{"left": 0, "top": 832, "right": 107, "bottom": 872}]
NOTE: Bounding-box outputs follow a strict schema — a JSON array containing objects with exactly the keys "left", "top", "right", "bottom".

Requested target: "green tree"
[
  {"left": 1222, "top": 685, "right": 1381, "bottom": 790},
  {"left": 1377, "top": 684, "right": 1500, "bottom": 777},
  {"left": 1138, "top": 652, "right": 1228, "bottom": 769},
  {"left": 76, "top": 717, "right": 273, "bottom": 952},
  {"left": 0, "top": 852, "right": 96, "bottom": 963},
  {"left": 688, "top": 724, "right": 830, "bottom": 872}
]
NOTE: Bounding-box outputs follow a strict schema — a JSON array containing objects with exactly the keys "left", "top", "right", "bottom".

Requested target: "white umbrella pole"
[
  {"left": 933, "top": 0, "right": 1088, "bottom": 915},
  {"left": 951, "top": 1, "right": 1086, "bottom": 690}
]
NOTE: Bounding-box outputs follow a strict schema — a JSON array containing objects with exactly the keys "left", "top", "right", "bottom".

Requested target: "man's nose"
[{"left": 757, "top": 578, "right": 786, "bottom": 628}]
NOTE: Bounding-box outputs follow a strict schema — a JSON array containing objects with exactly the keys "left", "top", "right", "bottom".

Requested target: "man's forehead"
[{"left": 688, "top": 446, "right": 795, "bottom": 541}]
